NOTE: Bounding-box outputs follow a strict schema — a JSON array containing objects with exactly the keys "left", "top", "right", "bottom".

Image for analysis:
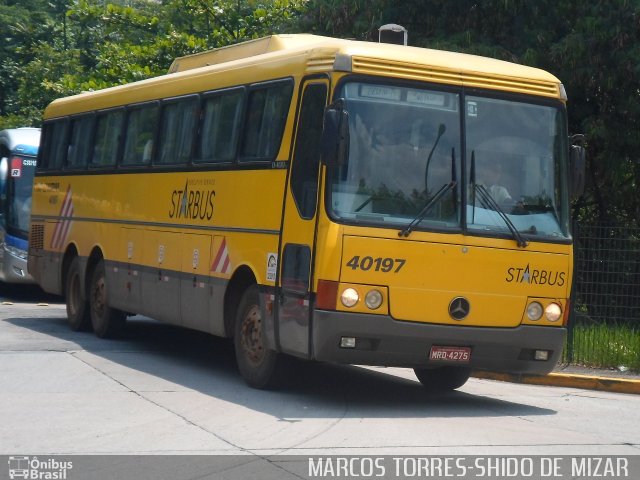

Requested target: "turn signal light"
[{"left": 316, "top": 280, "right": 338, "bottom": 310}]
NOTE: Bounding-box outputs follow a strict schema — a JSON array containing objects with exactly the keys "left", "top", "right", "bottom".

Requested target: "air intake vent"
[
  {"left": 30, "top": 224, "right": 44, "bottom": 251},
  {"left": 306, "top": 53, "right": 336, "bottom": 73},
  {"left": 351, "top": 57, "right": 559, "bottom": 98}
]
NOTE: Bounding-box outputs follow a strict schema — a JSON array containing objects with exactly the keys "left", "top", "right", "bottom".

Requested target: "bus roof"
[
  {"left": 0, "top": 128, "right": 41, "bottom": 152},
  {"left": 43, "top": 34, "right": 564, "bottom": 119}
]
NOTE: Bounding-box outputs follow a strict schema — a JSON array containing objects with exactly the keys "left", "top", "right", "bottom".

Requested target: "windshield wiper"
[
  {"left": 474, "top": 184, "right": 528, "bottom": 247},
  {"left": 424, "top": 123, "right": 446, "bottom": 191},
  {"left": 398, "top": 182, "right": 456, "bottom": 237},
  {"left": 399, "top": 147, "right": 457, "bottom": 238},
  {"left": 470, "top": 151, "right": 528, "bottom": 248}
]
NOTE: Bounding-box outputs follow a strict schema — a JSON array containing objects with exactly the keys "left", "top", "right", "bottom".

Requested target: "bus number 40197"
[{"left": 345, "top": 255, "right": 406, "bottom": 273}]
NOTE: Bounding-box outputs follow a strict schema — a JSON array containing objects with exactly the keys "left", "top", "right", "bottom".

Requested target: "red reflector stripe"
[
  {"left": 563, "top": 299, "right": 571, "bottom": 326},
  {"left": 316, "top": 280, "right": 338, "bottom": 310}
]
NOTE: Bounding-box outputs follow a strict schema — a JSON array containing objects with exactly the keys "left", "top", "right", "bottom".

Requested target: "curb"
[{"left": 472, "top": 371, "right": 640, "bottom": 395}]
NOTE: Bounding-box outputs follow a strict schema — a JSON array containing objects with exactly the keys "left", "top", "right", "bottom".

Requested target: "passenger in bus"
[{"left": 142, "top": 139, "right": 153, "bottom": 163}]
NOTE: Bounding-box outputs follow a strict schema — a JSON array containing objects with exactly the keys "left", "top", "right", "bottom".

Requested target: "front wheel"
[
  {"left": 414, "top": 366, "right": 471, "bottom": 392},
  {"left": 234, "top": 285, "right": 285, "bottom": 389},
  {"left": 89, "top": 260, "right": 125, "bottom": 338}
]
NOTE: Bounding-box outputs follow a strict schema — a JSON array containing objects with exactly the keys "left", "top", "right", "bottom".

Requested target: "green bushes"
[{"left": 564, "top": 323, "right": 640, "bottom": 372}]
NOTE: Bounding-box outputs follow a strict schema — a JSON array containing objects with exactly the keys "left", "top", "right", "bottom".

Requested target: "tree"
[
  {"left": 0, "top": 0, "right": 57, "bottom": 125},
  {"left": 0, "top": 0, "right": 305, "bottom": 127},
  {"left": 168, "top": 0, "right": 304, "bottom": 44}
]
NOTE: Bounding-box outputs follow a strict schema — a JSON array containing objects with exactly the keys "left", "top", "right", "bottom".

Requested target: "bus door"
[{"left": 277, "top": 79, "right": 328, "bottom": 358}]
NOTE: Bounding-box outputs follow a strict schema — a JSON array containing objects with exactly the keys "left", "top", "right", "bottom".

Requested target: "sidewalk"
[{"left": 473, "top": 365, "right": 640, "bottom": 395}]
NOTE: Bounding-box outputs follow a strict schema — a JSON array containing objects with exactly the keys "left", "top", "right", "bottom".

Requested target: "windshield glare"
[
  {"left": 330, "top": 82, "right": 462, "bottom": 230},
  {"left": 328, "top": 81, "right": 570, "bottom": 242}
]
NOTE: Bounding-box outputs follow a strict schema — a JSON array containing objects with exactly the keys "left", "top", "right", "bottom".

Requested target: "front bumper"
[
  {"left": 1, "top": 247, "right": 34, "bottom": 284},
  {"left": 312, "top": 310, "right": 566, "bottom": 374}
]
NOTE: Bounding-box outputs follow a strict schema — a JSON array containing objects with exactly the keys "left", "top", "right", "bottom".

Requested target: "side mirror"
[
  {"left": 320, "top": 99, "right": 350, "bottom": 167},
  {"left": 569, "top": 135, "right": 586, "bottom": 200}
]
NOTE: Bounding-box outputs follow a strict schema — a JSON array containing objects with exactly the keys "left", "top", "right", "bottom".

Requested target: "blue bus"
[{"left": 0, "top": 128, "right": 40, "bottom": 284}]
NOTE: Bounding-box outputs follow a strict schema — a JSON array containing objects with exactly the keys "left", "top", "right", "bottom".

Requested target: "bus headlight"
[
  {"left": 340, "top": 288, "right": 359, "bottom": 308},
  {"left": 365, "top": 289, "right": 383, "bottom": 310},
  {"left": 545, "top": 303, "right": 562, "bottom": 322},
  {"left": 526, "top": 301, "right": 543, "bottom": 321}
]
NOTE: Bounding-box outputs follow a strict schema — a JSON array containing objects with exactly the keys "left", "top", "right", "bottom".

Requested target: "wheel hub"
[
  {"left": 241, "top": 305, "right": 264, "bottom": 365},
  {"left": 92, "top": 276, "right": 106, "bottom": 317}
]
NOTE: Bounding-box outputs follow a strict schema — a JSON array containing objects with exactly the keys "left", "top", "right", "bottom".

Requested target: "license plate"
[{"left": 429, "top": 346, "right": 471, "bottom": 363}]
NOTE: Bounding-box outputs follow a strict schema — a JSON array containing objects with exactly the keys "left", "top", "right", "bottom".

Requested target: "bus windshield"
[
  {"left": 7, "top": 154, "right": 36, "bottom": 236},
  {"left": 328, "top": 81, "right": 571, "bottom": 242}
]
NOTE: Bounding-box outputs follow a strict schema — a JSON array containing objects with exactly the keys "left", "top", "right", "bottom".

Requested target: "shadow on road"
[
  {"left": 4, "top": 313, "right": 557, "bottom": 420},
  {"left": 0, "top": 282, "right": 62, "bottom": 304}
]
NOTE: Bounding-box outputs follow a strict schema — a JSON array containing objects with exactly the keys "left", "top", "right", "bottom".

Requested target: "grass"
[{"left": 563, "top": 322, "right": 640, "bottom": 372}]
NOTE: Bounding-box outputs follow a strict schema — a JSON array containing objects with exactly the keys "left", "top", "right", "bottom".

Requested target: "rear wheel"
[
  {"left": 234, "top": 285, "right": 285, "bottom": 389},
  {"left": 65, "top": 257, "right": 91, "bottom": 331},
  {"left": 89, "top": 260, "right": 125, "bottom": 338},
  {"left": 413, "top": 366, "right": 471, "bottom": 392}
]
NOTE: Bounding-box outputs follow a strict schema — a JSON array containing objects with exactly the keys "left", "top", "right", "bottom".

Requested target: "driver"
[{"left": 478, "top": 161, "right": 512, "bottom": 205}]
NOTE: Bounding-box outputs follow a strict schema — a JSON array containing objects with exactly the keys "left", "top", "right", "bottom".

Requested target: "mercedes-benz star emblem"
[{"left": 449, "top": 297, "right": 470, "bottom": 320}]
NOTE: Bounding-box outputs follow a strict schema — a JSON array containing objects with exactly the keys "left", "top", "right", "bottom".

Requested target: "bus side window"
[
  {"left": 157, "top": 97, "right": 198, "bottom": 165},
  {"left": 92, "top": 110, "right": 124, "bottom": 168},
  {"left": 240, "top": 81, "right": 293, "bottom": 162},
  {"left": 122, "top": 104, "right": 159, "bottom": 166},
  {"left": 44, "top": 120, "right": 69, "bottom": 171},
  {"left": 197, "top": 90, "right": 243, "bottom": 164},
  {"left": 66, "top": 115, "right": 94, "bottom": 169}
]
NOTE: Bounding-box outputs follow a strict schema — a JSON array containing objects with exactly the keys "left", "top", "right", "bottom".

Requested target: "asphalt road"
[{"left": 1, "top": 284, "right": 639, "bottom": 457}]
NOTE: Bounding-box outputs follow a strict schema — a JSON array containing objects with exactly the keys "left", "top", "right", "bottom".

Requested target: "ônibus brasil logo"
[{"left": 8, "top": 456, "right": 73, "bottom": 479}]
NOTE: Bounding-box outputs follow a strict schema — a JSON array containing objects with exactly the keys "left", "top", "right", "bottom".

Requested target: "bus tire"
[
  {"left": 413, "top": 366, "right": 471, "bottom": 392},
  {"left": 89, "top": 260, "right": 125, "bottom": 338},
  {"left": 65, "top": 256, "right": 91, "bottom": 331},
  {"left": 234, "top": 285, "right": 284, "bottom": 389}
]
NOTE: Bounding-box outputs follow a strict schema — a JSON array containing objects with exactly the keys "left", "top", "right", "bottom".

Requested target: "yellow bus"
[{"left": 29, "top": 34, "right": 583, "bottom": 390}]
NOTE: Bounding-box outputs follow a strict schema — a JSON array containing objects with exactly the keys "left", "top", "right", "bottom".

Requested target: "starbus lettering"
[
  {"left": 169, "top": 179, "right": 216, "bottom": 220},
  {"left": 506, "top": 264, "right": 566, "bottom": 286}
]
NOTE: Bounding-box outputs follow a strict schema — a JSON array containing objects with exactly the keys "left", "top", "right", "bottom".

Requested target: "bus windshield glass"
[
  {"left": 328, "top": 81, "right": 570, "bottom": 242},
  {"left": 329, "top": 82, "right": 462, "bottom": 232},
  {"left": 465, "top": 96, "right": 570, "bottom": 240},
  {"left": 8, "top": 155, "right": 36, "bottom": 236}
]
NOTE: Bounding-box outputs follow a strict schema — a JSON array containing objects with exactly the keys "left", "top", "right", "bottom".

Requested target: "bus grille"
[
  {"left": 30, "top": 224, "right": 44, "bottom": 250},
  {"left": 351, "top": 56, "right": 560, "bottom": 98}
]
